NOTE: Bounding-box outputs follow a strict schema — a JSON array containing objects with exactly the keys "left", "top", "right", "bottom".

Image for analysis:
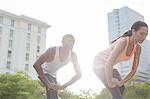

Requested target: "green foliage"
[
  {"left": 58, "top": 89, "right": 95, "bottom": 99},
  {"left": 93, "top": 88, "right": 111, "bottom": 99},
  {"left": 58, "top": 90, "right": 81, "bottom": 99},
  {"left": 0, "top": 72, "right": 44, "bottom": 99},
  {"left": 93, "top": 77, "right": 150, "bottom": 99},
  {"left": 0, "top": 73, "right": 149, "bottom": 99},
  {"left": 124, "top": 82, "right": 150, "bottom": 99},
  {"left": 78, "top": 89, "right": 94, "bottom": 99}
]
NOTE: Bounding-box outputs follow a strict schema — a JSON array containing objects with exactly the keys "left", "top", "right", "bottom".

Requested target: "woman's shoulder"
[
  {"left": 117, "top": 37, "right": 127, "bottom": 43},
  {"left": 111, "top": 37, "right": 127, "bottom": 49}
]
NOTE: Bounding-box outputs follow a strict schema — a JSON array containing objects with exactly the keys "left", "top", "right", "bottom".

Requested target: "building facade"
[{"left": 0, "top": 10, "right": 50, "bottom": 79}]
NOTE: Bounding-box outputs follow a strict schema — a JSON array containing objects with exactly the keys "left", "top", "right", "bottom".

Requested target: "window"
[
  {"left": 25, "top": 53, "right": 29, "bottom": 61},
  {"left": 6, "top": 61, "right": 11, "bottom": 69},
  {"left": 0, "top": 27, "right": 2, "bottom": 35},
  {"left": 7, "top": 50, "right": 12, "bottom": 58},
  {"left": 25, "top": 64, "right": 29, "bottom": 71},
  {"left": 38, "top": 26, "right": 41, "bottom": 33},
  {"left": 115, "top": 10, "right": 119, "bottom": 15},
  {"left": 10, "top": 29, "right": 14, "bottom": 38},
  {"left": 37, "top": 46, "right": 40, "bottom": 53},
  {"left": 11, "top": 19, "right": 14, "bottom": 27},
  {"left": 0, "top": 16, "right": 3, "bottom": 24},
  {"left": 27, "top": 33, "right": 31, "bottom": 41},
  {"left": 37, "top": 36, "right": 41, "bottom": 43},
  {"left": 115, "top": 15, "right": 119, "bottom": 19},
  {"left": 0, "top": 37, "right": 1, "bottom": 46},
  {"left": 26, "top": 43, "right": 30, "bottom": 51},
  {"left": 28, "top": 23, "right": 31, "bottom": 31},
  {"left": 8, "top": 40, "right": 13, "bottom": 48}
]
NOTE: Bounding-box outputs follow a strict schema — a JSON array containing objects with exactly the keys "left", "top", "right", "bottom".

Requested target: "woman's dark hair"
[{"left": 111, "top": 21, "right": 148, "bottom": 44}]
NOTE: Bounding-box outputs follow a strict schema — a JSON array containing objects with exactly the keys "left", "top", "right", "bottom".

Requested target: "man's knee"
[{"left": 46, "top": 89, "right": 58, "bottom": 99}]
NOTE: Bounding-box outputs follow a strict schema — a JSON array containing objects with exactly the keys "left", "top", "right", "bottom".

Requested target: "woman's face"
[{"left": 134, "top": 26, "right": 148, "bottom": 44}]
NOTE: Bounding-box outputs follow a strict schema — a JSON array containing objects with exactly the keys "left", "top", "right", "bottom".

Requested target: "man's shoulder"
[
  {"left": 71, "top": 51, "right": 76, "bottom": 55},
  {"left": 47, "top": 46, "right": 58, "bottom": 51},
  {"left": 45, "top": 46, "right": 58, "bottom": 54},
  {"left": 71, "top": 51, "right": 77, "bottom": 59}
]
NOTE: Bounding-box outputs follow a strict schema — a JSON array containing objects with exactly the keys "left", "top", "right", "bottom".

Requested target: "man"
[{"left": 33, "top": 34, "right": 82, "bottom": 99}]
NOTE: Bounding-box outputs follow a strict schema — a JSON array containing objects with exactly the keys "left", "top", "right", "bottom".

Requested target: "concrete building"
[{"left": 0, "top": 9, "right": 50, "bottom": 79}]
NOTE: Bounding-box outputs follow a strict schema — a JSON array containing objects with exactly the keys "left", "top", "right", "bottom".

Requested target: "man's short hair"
[{"left": 62, "top": 34, "right": 75, "bottom": 41}]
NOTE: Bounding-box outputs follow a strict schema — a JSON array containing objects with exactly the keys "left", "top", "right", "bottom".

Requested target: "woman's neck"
[{"left": 130, "top": 36, "right": 138, "bottom": 45}]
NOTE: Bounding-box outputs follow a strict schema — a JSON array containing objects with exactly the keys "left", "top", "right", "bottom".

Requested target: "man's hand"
[
  {"left": 47, "top": 83, "right": 66, "bottom": 91},
  {"left": 53, "top": 83, "right": 65, "bottom": 90},
  {"left": 46, "top": 83, "right": 56, "bottom": 90}
]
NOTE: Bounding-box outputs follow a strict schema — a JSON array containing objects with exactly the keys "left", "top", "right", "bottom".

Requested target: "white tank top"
[{"left": 41, "top": 46, "right": 72, "bottom": 77}]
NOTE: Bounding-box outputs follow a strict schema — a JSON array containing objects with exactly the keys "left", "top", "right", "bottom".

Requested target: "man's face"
[{"left": 62, "top": 36, "right": 75, "bottom": 50}]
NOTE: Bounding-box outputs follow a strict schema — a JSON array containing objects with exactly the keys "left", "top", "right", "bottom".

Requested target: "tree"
[
  {"left": 58, "top": 90, "right": 81, "bottom": 99},
  {"left": 0, "top": 72, "right": 44, "bottom": 99},
  {"left": 124, "top": 81, "right": 150, "bottom": 99},
  {"left": 94, "top": 88, "right": 111, "bottom": 99},
  {"left": 78, "top": 89, "right": 94, "bottom": 99}
]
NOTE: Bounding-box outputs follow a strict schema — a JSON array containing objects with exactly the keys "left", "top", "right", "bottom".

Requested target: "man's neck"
[{"left": 60, "top": 46, "right": 70, "bottom": 53}]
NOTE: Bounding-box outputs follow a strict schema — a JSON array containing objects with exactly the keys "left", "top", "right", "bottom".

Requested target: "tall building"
[
  {"left": 108, "top": 6, "right": 144, "bottom": 42},
  {"left": 107, "top": 6, "right": 150, "bottom": 82},
  {"left": 0, "top": 9, "right": 50, "bottom": 79},
  {"left": 136, "top": 40, "right": 150, "bottom": 82}
]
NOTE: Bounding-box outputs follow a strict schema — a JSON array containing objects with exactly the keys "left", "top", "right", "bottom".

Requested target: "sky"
[{"left": 0, "top": 0, "right": 150, "bottom": 93}]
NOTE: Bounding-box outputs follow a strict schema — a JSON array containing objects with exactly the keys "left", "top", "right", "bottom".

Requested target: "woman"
[{"left": 93, "top": 21, "right": 148, "bottom": 99}]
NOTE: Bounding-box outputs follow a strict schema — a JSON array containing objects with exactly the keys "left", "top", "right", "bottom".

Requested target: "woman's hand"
[
  {"left": 108, "top": 78, "right": 122, "bottom": 88},
  {"left": 108, "top": 78, "right": 119, "bottom": 88},
  {"left": 118, "top": 80, "right": 124, "bottom": 87},
  {"left": 108, "top": 81, "right": 117, "bottom": 88},
  {"left": 112, "top": 78, "right": 120, "bottom": 85}
]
